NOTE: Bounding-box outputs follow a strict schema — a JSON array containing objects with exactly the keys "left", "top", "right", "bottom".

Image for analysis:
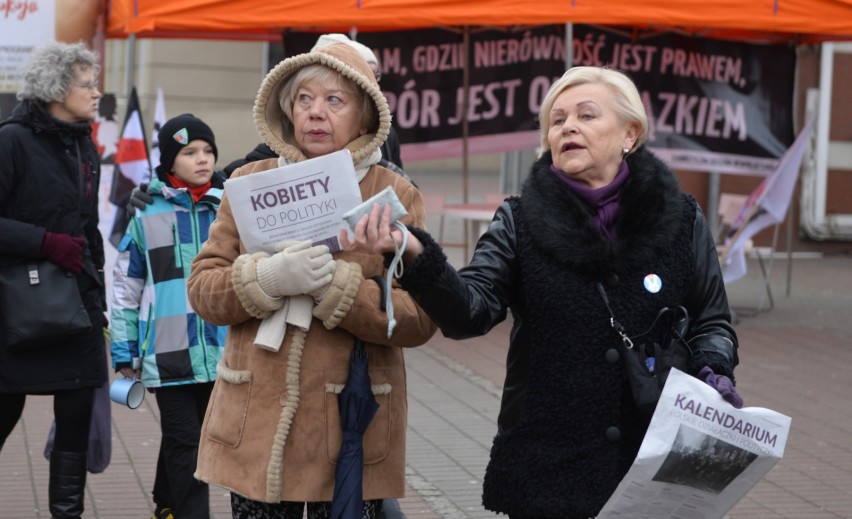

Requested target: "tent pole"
[
  {"left": 565, "top": 23, "right": 573, "bottom": 68},
  {"left": 786, "top": 198, "right": 793, "bottom": 296},
  {"left": 462, "top": 26, "right": 470, "bottom": 205},
  {"left": 125, "top": 33, "right": 136, "bottom": 100},
  {"left": 460, "top": 26, "right": 471, "bottom": 259},
  {"left": 707, "top": 172, "right": 721, "bottom": 239}
]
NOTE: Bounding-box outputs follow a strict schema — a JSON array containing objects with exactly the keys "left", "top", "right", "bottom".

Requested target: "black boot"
[{"left": 49, "top": 450, "right": 87, "bottom": 519}]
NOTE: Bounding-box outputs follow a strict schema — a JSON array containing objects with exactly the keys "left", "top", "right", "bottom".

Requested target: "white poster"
[
  {"left": 224, "top": 149, "right": 362, "bottom": 254},
  {"left": 0, "top": 0, "right": 56, "bottom": 93}
]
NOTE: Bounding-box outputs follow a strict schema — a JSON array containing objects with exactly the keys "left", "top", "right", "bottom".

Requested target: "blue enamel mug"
[{"left": 109, "top": 377, "right": 145, "bottom": 409}]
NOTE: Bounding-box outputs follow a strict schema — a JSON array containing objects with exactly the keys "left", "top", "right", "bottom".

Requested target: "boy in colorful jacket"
[{"left": 110, "top": 114, "right": 226, "bottom": 519}]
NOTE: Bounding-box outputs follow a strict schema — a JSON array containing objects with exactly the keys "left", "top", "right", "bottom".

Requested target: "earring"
[{"left": 623, "top": 147, "right": 630, "bottom": 156}]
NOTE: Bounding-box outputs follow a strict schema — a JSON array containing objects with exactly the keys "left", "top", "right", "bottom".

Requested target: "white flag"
[
  {"left": 150, "top": 87, "right": 167, "bottom": 172},
  {"left": 722, "top": 117, "right": 814, "bottom": 284}
]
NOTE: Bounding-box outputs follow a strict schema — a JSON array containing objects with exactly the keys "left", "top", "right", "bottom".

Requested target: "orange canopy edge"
[{"left": 107, "top": 0, "right": 852, "bottom": 43}]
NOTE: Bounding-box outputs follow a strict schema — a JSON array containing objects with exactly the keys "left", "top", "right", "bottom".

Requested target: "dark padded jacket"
[{"left": 399, "top": 146, "right": 738, "bottom": 518}]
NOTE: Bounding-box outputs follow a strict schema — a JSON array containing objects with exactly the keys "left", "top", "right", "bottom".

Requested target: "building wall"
[
  {"left": 679, "top": 44, "right": 852, "bottom": 252},
  {"left": 827, "top": 50, "right": 852, "bottom": 217}
]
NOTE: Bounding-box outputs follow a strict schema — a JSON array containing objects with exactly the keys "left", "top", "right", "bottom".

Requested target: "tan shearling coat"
[{"left": 186, "top": 43, "right": 437, "bottom": 504}]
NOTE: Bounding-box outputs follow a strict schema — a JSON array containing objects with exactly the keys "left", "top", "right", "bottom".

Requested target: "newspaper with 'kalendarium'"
[
  {"left": 224, "top": 149, "right": 362, "bottom": 254},
  {"left": 598, "top": 368, "right": 791, "bottom": 519}
]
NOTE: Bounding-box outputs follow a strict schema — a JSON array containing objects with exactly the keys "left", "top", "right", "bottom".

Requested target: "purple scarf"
[{"left": 550, "top": 160, "right": 630, "bottom": 240}]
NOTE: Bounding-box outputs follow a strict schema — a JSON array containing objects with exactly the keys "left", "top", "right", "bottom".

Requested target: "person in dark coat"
[
  {"left": 345, "top": 66, "right": 741, "bottom": 519},
  {"left": 381, "top": 125, "right": 404, "bottom": 172},
  {"left": 0, "top": 41, "right": 107, "bottom": 519}
]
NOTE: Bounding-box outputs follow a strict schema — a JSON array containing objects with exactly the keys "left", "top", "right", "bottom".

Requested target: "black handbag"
[
  {"left": 0, "top": 260, "right": 93, "bottom": 350},
  {"left": 597, "top": 283, "right": 692, "bottom": 421},
  {"left": 0, "top": 139, "right": 93, "bottom": 350}
]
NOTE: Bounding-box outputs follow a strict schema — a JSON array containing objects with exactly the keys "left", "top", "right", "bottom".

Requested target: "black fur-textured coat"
[
  {"left": 402, "top": 146, "right": 738, "bottom": 518},
  {"left": 0, "top": 100, "right": 107, "bottom": 394}
]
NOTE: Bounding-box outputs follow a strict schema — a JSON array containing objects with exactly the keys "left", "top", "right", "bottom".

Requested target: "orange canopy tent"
[
  {"left": 107, "top": 0, "right": 852, "bottom": 43},
  {"left": 104, "top": 0, "right": 852, "bottom": 259}
]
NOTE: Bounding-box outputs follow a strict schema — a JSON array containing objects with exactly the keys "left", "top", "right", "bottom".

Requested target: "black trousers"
[
  {"left": 0, "top": 388, "right": 94, "bottom": 452},
  {"left": 152, "top": 382, "right": 214, "bottom": 519}
]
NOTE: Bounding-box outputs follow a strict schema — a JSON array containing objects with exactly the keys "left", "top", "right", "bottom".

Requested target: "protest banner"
[{"left": 284, "top": 26, "right": 795, "bottom": 174}]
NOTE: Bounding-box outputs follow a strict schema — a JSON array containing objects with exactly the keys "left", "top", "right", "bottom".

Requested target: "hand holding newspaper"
[
  {"left": 224, "top": 149, "right": 362, "bottom": 254},
  {"left": 598, "top": 368, "right": 791, "bottom": 519},
  {"left": 224, "top": 149, "right": 363, "bottom": 352}
]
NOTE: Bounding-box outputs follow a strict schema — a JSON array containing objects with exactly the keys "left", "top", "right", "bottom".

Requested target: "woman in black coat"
[
  {"left": 346, "top": 66, "right": 742, "bottom": 518},
  {"left": 0, "top": 42, "right": 107, "bottom": 519}
]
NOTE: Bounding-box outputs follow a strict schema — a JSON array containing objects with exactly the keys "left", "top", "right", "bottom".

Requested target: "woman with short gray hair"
[
  {"left": 16, "top": 41, "right": 100, "bottom": 104},
  {"left": 0, "top": 41, "right": 107, "bottom": 519}
]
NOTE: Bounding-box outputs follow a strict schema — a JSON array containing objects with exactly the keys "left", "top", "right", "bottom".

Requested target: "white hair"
[{"left": 17, "top": 41, "right": 99, "bottom": 103}]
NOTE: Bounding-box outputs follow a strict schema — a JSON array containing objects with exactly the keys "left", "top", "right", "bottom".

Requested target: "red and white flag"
[
  {"left": 722, "top": 117, "right": 814, "bottom": 283},
  {"left": 109, "top": 87, "right": 150, "bottom": 247}
]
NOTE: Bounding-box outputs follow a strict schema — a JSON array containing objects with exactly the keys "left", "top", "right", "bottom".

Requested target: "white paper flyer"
[
  {"left": 598, "top": 368, "right": 791, "bottom": 519},
  {"left": 224, "top": 149, "right": 362, "bottom": 254}
]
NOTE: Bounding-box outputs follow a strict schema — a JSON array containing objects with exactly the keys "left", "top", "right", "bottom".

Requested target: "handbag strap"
[
  {"left": 596, "top": 282, "right": 634, "bottom": 350},
  {"left": 72, "top": 140, "right": 86, "bottom": 236},
  {"left": 22, "top": 143, "right": 87, "bottom": 285},
  {"left": 597, "top": 282, "right": 692, "bottom": 355}
]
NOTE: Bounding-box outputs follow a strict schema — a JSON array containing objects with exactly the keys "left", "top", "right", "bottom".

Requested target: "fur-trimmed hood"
[
  {"left": 253, "top": 42, "right": 391, "bottom": 165},
  {"left": 521, "top": 146, "right": 685, "bottom": 277}
]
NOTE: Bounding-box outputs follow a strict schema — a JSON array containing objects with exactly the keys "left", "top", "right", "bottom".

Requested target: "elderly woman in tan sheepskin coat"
[{"left": 186, "top": 43, "right": 436, "bottom": 519}]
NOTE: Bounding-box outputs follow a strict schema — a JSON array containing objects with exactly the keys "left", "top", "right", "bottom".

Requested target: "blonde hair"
[
  {"left": 538, "top": 66, "right": 648, "bottom": 156},
  {"left": 278, "top": 64, "right": 376, "bottom": 133}
]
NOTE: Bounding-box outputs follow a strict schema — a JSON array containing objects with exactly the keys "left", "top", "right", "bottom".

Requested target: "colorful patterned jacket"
[{"left": 110, "top": 176, "right": 226, "bottom": 387}]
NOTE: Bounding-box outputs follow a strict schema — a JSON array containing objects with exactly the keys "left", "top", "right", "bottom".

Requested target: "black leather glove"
[{"left": 126, "top": 183, "right": 153, "bottom": 217}]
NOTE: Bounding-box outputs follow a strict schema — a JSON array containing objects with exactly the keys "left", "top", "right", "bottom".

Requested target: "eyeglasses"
[
  {"left": 369, "top": 66, "right": 381, "bottom": 82},
  {"left": 74, "top": 80, "right": 100, "bottom": 92}
]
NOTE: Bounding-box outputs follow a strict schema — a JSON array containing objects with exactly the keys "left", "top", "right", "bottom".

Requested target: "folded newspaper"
[
  {"left": 598, "top": 368, "right": 791, "bottom": 519},
  {"left": 223, "top": 149, "right": 362, "bottom": 254}
]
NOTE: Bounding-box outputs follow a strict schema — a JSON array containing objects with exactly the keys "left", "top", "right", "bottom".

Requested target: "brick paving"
[
  {"left": 410, "top": 254, "right": 852, "bottom": 519},
  {"left": 2, "top": 170, "right": 852, "bottom": 518}
]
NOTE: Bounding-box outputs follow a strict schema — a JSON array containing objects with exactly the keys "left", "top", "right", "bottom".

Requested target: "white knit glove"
[{"left": 256, "top": 241, "right": 336, "bottom": 298}]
